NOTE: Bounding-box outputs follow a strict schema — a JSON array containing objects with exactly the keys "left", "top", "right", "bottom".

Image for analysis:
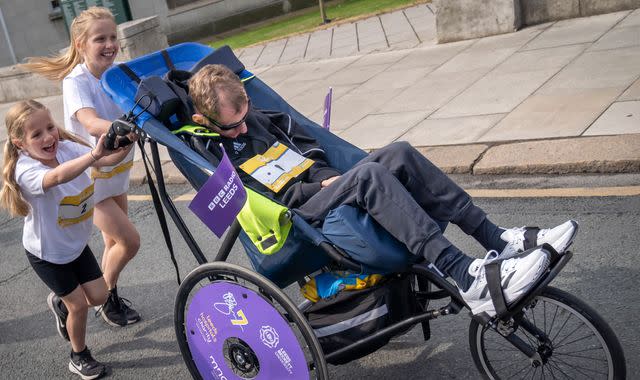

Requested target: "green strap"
[
  {"left": 172, "top": 124, "right": 220, "bottom": 137},
  {"left": 240, "top": 74, "right": 255, "bottom": 83}
]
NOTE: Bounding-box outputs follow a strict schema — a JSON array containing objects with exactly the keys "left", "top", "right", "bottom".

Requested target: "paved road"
[{"left": 1, "top": 175, "right": 638, "bottom": 379}]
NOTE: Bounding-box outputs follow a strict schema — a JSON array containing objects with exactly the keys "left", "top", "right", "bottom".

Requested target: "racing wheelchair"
[{"left": 101, "top": 43, "right": 626, "bottom": 379}]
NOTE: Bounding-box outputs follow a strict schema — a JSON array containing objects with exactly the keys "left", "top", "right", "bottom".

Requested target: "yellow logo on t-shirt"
[
  {"left": 58, "top": 183, "right": 95, "bottom": 227},
  {"left": 239, "top": 142, "right": 314, "bottom": 193},
  {"left": 91, "top": 159, "right": 134, "bottom": 179}
]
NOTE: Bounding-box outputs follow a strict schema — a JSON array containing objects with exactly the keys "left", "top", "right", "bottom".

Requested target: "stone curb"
[
  {"left": 473, "top": 134, "right": 640, "bottom": 175},
  {"left": 129, "top": 134, "right": 640, "bottom": 186}
]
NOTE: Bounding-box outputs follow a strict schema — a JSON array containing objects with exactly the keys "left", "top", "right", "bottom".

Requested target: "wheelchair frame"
[
  {"left": 143, "top": 138, "right": 579, "bottom": 373},
  {"left": 102, "top": 42, "right": 624, "bottom": 379}
]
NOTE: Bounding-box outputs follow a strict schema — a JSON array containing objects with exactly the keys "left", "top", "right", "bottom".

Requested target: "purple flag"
[
  {"left": 322, "top": 87, "right": 333, "bottom": 130},
  {"left": 189, "top": 146, "right": 247, "bottom": 238}
]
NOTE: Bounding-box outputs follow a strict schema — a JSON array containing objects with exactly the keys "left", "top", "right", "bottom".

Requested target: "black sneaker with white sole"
[
  {"left": 47, "top": 292, "right": 69, "bottom": 341},
  {"left": 95, "top": 287, "right": 141, "bottom": 327},
  {"left": 69, "top": 347, "right": 106, "bottom": 380}
]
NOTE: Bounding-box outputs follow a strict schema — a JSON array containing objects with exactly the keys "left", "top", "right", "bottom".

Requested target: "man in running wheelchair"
[{"left": 185, "top": 63, "right": 578, "bottom": 319}]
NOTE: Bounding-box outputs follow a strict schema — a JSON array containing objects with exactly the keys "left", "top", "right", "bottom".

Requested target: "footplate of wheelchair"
[
  {"left": 184, "top": 281, "right": 309, "bottom": 378},
  {"left": 473, "top": 243, "right": 573, "bottom": 325}
]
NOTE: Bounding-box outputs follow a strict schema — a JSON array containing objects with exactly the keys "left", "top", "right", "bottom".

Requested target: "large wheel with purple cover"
[{"left": 174, "top": 262, "right": 329, "bottom": 380}]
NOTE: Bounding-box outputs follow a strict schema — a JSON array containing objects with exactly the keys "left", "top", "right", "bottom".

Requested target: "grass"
[{"left": 206, "top": 0, "right": 430, "bottom": 50}]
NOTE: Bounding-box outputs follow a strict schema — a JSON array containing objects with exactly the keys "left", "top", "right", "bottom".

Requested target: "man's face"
[{"left": 199, "top": 96, "right": 250, "bottom": 139}]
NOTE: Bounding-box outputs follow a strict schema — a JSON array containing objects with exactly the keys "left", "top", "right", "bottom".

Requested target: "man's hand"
[{"left": 321, "top": 176, "right": 340, "bottom": 188}]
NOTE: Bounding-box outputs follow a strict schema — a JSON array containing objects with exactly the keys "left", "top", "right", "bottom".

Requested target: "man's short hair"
[{"left": 189, "top": 64, "right": 248, "bottom": 117}]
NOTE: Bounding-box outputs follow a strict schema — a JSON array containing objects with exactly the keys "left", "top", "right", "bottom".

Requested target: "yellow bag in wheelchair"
[{"left": 236, "top": 189, "right": 292, "bottom": 255}]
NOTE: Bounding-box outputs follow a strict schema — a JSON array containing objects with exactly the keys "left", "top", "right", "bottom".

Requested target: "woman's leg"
[
  {"left": 81, "top": 277, "right": 108, "bottom": 308},
  {"left": 93, "top": 194, "right": 141, "bottom": 326},
  {"left": 93, "top": 194, "right": 140, "bottom": 289},
  {"left": 61, "top": 286, "right": 91, "bottom": 353}
]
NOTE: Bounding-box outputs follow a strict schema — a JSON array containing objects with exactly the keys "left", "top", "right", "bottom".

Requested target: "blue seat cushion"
[{"left": 322, "top": 205, "right": 447, "bottom": 273}]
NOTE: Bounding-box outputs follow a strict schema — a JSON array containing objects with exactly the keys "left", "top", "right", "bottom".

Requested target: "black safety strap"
[
  {"left": 118, "top": 63, "right": 141, "bottom": 83},
  {"left": 138, "top": 139, "right": 181, "bottom": 284},
  {"left": 161, "top": 49, "right": 176, "bottom": 71},
  {"left": 120, "top": 49, "right": 175, "bottom": 84},
  {"left": 189, "top": 135, "right": 222, "bottom": 167},
  {"left": 484, "top": 244, "right": 561, "bottom": 318},
  {"left": 484, "top": 260, "right": 508, "bottom": 317},
  {"left": 523, "top": 227, "right": 540, "bottom": 250}
]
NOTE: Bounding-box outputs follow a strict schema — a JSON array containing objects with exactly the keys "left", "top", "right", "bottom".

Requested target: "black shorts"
[{"left": 26, "top": 246, "right": 103, "bottom": 297}]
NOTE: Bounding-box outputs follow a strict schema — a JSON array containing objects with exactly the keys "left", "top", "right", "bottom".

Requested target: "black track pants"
[{"left": 295, "top": 142, "right": 486, "bottom": 262}]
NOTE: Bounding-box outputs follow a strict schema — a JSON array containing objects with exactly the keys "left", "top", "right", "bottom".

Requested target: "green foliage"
[{"left": 207, "top": 0, "right": 428, "bottom": 49}]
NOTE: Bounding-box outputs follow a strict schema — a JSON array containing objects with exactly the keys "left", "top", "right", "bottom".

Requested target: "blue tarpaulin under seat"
[{"left": 101, "top": 42, "right": 445, "bottom": 287}]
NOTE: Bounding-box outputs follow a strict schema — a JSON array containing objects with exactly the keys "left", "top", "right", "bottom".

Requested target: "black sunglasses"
[{"left": 203, "top": 99, "right": 251, "bottom": 131}]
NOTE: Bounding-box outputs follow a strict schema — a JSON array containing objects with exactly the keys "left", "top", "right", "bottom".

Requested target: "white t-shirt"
[
  {"left": 16, "top": 140, "right": 95, "bottom": 264},
  {"left": 63, "top": 63, "right": 135, "bottom": 203}
]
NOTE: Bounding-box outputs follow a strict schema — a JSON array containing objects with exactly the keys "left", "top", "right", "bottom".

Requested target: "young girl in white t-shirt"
[
  {"left": 0, "top": 100, "right": 133, "bottom": 379},
  {"left": 24, "top": 6, "right": 140, "bottom": 327}
]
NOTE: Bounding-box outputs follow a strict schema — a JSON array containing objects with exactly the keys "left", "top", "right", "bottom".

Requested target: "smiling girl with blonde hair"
[
  {"left": 1, "top": 100, "right": 132, "bottom": 379},
  {"left": 24, "top": 6, "right": 141, "bottom": 328}
]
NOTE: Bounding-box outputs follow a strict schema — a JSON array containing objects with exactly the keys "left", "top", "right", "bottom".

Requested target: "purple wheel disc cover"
[{"left": 185, "top": 281, "right": 310, "bottom": 379}]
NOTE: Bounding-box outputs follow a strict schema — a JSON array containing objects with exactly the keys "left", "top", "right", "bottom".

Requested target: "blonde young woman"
[
  {"left": 0, "top": 100, "right": 133, "bottom": 379},
  {"left": 24, "top": 7, "right": 141, "bottom": 327}
]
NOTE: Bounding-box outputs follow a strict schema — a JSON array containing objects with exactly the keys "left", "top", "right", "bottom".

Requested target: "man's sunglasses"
[{"left": 203, "top": 99, "right": 251, "bottom": 131}]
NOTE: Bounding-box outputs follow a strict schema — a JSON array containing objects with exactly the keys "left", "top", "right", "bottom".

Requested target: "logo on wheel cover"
[{"left": 260, "top": 325, "right": 279, "bottom": 348}]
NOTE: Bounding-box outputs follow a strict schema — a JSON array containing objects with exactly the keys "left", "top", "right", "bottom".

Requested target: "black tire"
[
  {"left": 469, "top": 286, "right": 626, "bottom": 380},
  {"left": 174, "top": 262, "right": 329, "bottom": 379}
]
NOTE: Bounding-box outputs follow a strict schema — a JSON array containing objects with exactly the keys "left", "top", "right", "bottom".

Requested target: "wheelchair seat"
[{"left": 101, "top": 42, "right": 443, "bottom": 287}]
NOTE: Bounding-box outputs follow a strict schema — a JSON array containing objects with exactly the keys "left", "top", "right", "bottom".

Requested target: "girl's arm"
[
  {"left": 76, "top": 108, "right": 140, "bottom": 146},
  {"left": 42, "top": 135, "right": 121, "bottom": 191},
  {"left": 75, "top": 108, "right": 112, "bottom": 137}
]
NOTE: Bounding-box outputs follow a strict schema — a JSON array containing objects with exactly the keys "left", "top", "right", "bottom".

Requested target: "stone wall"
[
  {"left": 0, "top": 16, "right": 167, "bottom": 103},
  {"left": 522, "top": 0, "right": 640, "bottom": 24},
  {"left": 435, "top": 0, "right": 523, "bottom": 43},
  {"left": 436, "top": 0, "right": 640, "bottom": 43}
]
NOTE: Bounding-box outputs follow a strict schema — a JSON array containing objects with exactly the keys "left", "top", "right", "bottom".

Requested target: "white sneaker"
[
  {"left": 500, "top": 220, "right": 578, "bottom": 257},
  {"left": 460, "top": 248, "right": 550, "bottom": 317}
]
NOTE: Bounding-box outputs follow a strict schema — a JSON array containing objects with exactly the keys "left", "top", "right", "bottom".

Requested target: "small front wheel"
[
  {"left": 175, "top": 262, "right": 329, "bottom": 379},
  {"left": 469, "top": 286, "right": 626, "bottom": 379}
]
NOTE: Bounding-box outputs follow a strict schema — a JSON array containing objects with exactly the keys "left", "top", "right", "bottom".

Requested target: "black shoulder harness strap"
[
  {"left": 138, "top": 139, "right": 181, "bottom": 285},
  {"left": 118, "top": 49, "right": 176, "bottom": 82}
]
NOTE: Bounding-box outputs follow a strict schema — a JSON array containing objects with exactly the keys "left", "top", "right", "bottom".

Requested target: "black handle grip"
[
  {"left": 103, "top": 130, "right": 118, "bottom": 150},
  {"left": 103, "top": 119, "right": 136, "bottom": 150},
  {"left": 117, "top": 136, "right": 133, "bottom": 147}
]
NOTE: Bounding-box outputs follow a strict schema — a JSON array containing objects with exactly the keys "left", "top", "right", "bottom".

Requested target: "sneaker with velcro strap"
[
  {"left": 460, "top": 247, "right": 551, "bottom": 318},
  {"left": 69, "top": 347, "right": 106, "bottom": 380},
  {"left": 47, "top": 292, "right": 69, "bottom": 341},
  {"left": 500, "top": 220, "right": 578, "bottom": 257}
]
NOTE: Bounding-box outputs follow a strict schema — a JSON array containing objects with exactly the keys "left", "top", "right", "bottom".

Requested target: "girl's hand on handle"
[
  {"left": 93, "top": 134, "right": 123, "bottom": 160},
  {"left": 93, "top": 134, "right": 108, "bottom": 159}
]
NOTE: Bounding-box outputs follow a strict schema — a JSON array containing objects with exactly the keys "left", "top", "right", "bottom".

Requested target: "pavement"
[{"left": 1, "top": 3, "right": 639, "bottom": 184}]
